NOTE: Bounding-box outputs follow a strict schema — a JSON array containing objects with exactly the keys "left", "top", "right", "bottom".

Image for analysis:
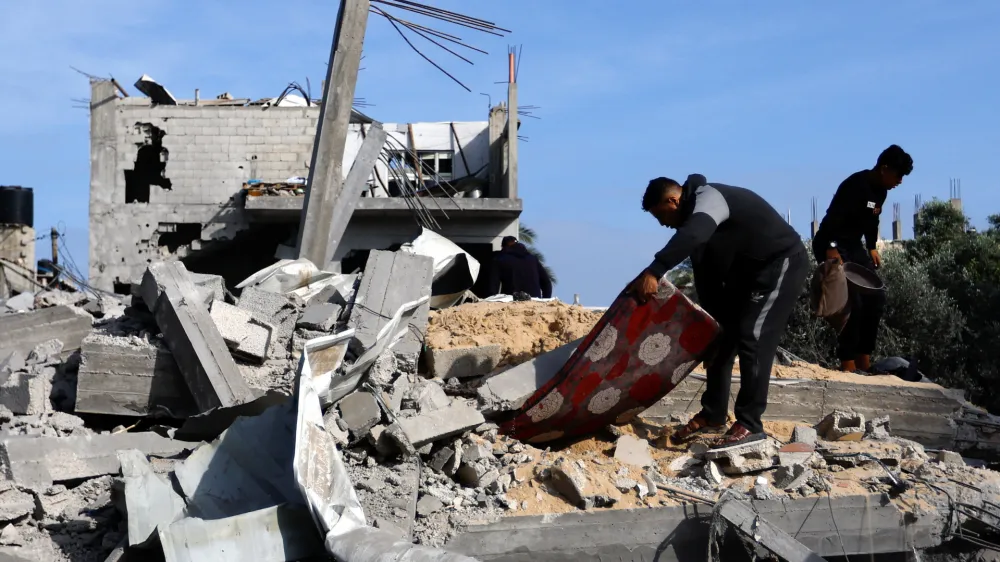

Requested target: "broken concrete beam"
[
  {"left": 397, "top": 402, "right": 485, "bottom": 447},
  {"left": 0, "top": 306, "right": 93, "bottom": 361},
  {"left": 348, "top": 250, "right": 433, "bottom": 370},
  {"left": 0, "top": 371, "right": 49, "bottom": 415},
  {"left": 427, "top": 344, "right": 503, "bottom": 380},
  {"left": 297, "top": 302, "right": 342, "bottom": 332},
  {"left": 817, "top": 410, "right": 865, "bottom": 441},
  {"left": 139, "top": 261, "right": 203, "bottom": 310},
  {"left": 703, "top": 439, "right": 777, "bottom": 475},
  {"left": 0, "top": 432, "right": 191, "bottom": 490},
  {"left": 614, "top": 435, "right": 653, "bottom": 468},
  {"left": 154, "top": 290, "right": 256, "bottom": 412},
  {"left": 477, "top": 337, "right": 583, "bottom": 411},
  {"left": 75, "top": 334, "right": 198, "bottom": 417},
  {"left": 338, "top": 391, "right": 381, "bottom": 441},
  {"left": 718, "top": 497, "right": 826, "bottom": 562},
  {"left": 209, "top": 300, "right": 272, "bottom": 364},
  {"left": 132, "top": 271, "right": 225, "bottom": 308}
]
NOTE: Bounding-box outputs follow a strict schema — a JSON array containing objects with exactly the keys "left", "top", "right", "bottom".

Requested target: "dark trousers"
[
  {"left": 811, "top": 240, "right": 886, "bottom": 360},
  {"left": 698, "top": 248, "right": 809, "bottom": 434}
]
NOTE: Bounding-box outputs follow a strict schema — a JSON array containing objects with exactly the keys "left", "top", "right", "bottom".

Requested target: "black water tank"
[{"left": 0, "top": 186, "right": 33, "bottom": 227}]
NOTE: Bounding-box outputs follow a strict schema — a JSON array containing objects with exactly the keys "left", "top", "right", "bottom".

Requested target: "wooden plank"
[{"left": 719, "top": 498, "right": 827, "bottom": 562}]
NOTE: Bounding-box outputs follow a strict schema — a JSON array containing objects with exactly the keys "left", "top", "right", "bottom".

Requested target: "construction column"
[
  {"left": 505, "top": 53, "right": 518, "bottom": 199},
  {"left": 296, "top": 0, "right": 370, "bottom": 266}
]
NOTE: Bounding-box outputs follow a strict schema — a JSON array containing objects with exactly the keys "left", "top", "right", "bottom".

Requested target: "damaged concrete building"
[{"left": 88, "top": 80, "right": 521, "bottom": 294}]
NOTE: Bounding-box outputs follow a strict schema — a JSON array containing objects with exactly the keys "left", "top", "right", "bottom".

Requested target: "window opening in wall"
[
  {"left": 112, "top": 281, "right": 132, "bottom": 295},
  {"left": 124, "top": 123, "right": 172, "bottom": 203},
  {"left": 385, "top": 150, "right": 454, "bottom": 195},
  {"left": 156, "top": 223, "right": 202, "bottom": 253}
]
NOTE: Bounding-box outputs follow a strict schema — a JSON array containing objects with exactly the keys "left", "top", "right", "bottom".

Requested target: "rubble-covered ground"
[{"left": 3, "top": 260, "right": 1000, "bottom": 561}]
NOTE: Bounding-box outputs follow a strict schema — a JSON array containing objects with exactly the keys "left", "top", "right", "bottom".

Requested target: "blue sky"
[{"left": 1, "top": 1, "right": 998, "bottom": 306}]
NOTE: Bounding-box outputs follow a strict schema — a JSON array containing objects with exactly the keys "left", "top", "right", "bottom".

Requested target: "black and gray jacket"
[{"left": 647, "top": 175, "right": 802, "bottom": 287}]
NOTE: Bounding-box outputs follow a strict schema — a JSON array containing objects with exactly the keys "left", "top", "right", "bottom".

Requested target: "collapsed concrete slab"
[
  {"left": 446, "top": 494, "right": 942, "bottom": 560},
  {"left": 645, "top": 374, "right": 963, "bottom": 449},
  {"left": 717, "top": 495, "right": 825, "bottom": 561},
  {"left": 477, "top": 338, "right": 582, "bottom": 412},
  {"left": 348, "top": 250, "right": 433, "bottom": 370},
  {"left": 75, "top": 334, "right": 198, "bottom": 417},
  {"left": 0, "top": 432, "right": 191, "bottom": 489},
  {"left": 0, "top": 306, "right": 92, "bottom": 360},
  {"left": 398, "top": 402, "right": 486, "bottom": 448},
  {"left": 427, "top": 344, "right": 503, "bottom": 380},
  {"left": 143, "top": 262, "right": 256, "bottom": 412},
  {"left": 118, "top": 449, "right": 186, "bottom": 547}
]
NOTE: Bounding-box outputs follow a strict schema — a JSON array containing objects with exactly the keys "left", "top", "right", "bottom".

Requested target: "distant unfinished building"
[{"left": 88, "top": 80, "right": 521, "bottom": 293}]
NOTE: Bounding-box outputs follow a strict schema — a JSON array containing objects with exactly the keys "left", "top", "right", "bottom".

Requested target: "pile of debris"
[{"left": 5, "top": 243, "right": 1000, "bottom": 561}]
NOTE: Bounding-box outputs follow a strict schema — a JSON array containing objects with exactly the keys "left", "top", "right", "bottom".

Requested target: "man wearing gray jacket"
[{"left": 630, "top": 174, "right": 808, "bottom": 449}]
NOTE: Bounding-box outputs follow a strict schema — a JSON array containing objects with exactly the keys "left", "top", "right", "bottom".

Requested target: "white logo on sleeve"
[{"left": 867, "top": 201, "right": 876, "bottom": 209}]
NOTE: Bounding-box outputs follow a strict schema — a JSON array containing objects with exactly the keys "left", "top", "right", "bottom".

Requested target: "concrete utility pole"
[{"left": 296, "top": 0, "right": 371, "bottom": 266}]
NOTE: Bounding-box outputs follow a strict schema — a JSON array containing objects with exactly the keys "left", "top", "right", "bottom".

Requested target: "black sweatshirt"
[
  {"left": 489, "top": 243, "right": 553, "bottom": 298},
  {"left": 647, "top": 176, "right": 802, "bottom": 285},
  {"left": 815, "top": 170, "right": 887, "bottom": 251}
]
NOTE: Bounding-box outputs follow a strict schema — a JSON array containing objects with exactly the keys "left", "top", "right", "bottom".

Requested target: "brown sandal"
[
  {"left": 710, "top": 422, "right": 766, "bottom": 449},
  {"left": 669, "top": 412, "right": 725, "bottom": 445}
]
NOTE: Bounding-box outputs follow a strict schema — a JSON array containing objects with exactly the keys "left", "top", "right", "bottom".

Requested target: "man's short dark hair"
[
  {"left": 641, "top": 177, "right": 681, "bottom": 212},
  {"left": 876, "top": 145, "right": 914, "bottom": 176},
  {"left": 501, "top": 236, "right": 517, "bottom": 247}
]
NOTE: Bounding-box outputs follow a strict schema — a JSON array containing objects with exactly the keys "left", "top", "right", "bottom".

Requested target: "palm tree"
[{"left": 518, "top": 223, "right": 558, "bottom": 286}]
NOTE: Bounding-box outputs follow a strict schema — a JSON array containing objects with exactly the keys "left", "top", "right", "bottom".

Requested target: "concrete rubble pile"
[{"left": 6, "top": 253, "right": 1000, "bottom": 561}]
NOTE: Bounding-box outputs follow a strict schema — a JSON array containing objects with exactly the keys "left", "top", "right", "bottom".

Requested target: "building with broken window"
[{"left": 88, "top": 80, "right": 520, "bottom": 293}]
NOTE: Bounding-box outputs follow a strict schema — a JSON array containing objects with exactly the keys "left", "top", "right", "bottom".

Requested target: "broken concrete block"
[
  {"left": 119, "top": 449, "right": 186, "bottom": 547},
  {"left": 140, "top": 261, "right": 203, "bottom": 310},
  {"left": 457, "top": 463, "right": 499, "bottom": 489},
  {"left": 0, "top": 489, "right": 33, "bottom": 522},
  {"left": 237, "top": 286, "right": 298, "bottom": 350},
  {"left": 549, "top": 461, "right": 590, "bottom": 509},
  {"left": 703, "top": 439, "right": 777, "bottom": 475},
  {"left": 0, "top": 432, "right": 191, "bottom": 490},
  {"left": 791, "top": 426, "right": 818, "bottom": 446},
  {"left": 398, "top": 402, "right": 485, "bottom": 448},
  {"left": 428, "top": 447, "right": 455, "bottom": 473},
  {"left": 297, "top": 302, "right": 342, "bottom": 332},
  {"left": 774, "top": 464, "right": 813, "bottom": 491},
  {"left": 154, "top": 289, "right": 256, "bottom": 412},
  {"left": 189, "top": 272, "right": 226, "bottom": 306},
  {"left": 817, "top": 410, "right": 865, "bottom": 441},
  {"left": 0, "top": 306, "right": 93, "bottom": 361},
  {"left": 703, "top": 460, "right": 724, "bottom": 487},
  {"left": 348, "top": 250, "right": 433, "bottom": 369},
  {"left": 413, "top": 382, "right": 451, "bottom": 413},
  {"left": 614, "top": 478, "right": 638, "bottom": 492},
  {"left": 0, "top": 524, "right": 22, "bottom": 546},
  {"left": 462, "top": 441, "right": 493, "bottom": 464},
  {"left": 75, "top": 334, "right": 197, "bottom": 418},
  {"left": 751, "top": 476, "right": 773, "bottom": 500},
  {"left": 338, "top": 391, "right": 381, "bottom": 440},
  {"left": 27, "top": 339, "right": 63, "bottom": 365},
  {"left": 668, "top": 455, "right": 700, "bottom": 473},
  {"left": 209, "top": 300, "right": 273, "bottom": 364},
  {"left": 614, "top": 435, "right": 653, "bottom": 468},
  {"left": 210, "top": 301, "right": 254, "bottom": 347},
  {"left": 4, "top": 292, "right": 34, "bottom": 313},
  {"left": 416, "top": 495, "right": 444, "bottom": 517},
  {"left": 0, "top": 372, "right": 50, "bottom": 415},
  {"left": 864, "top": 415, "right": 891, "bottom": 441},
  {"left": 376, "top": 423, "right": 417, "bottom": 458},
  {"left": 938, "top": 450, "right": 965, "bottom": 467},
  {"left": 373, "top": 518, "right": 407, "bottom": 540},
  {"left": 477, "top": 338, "right": 582, "bottom": 411},
  {"left": 778, "top": 443, "right": 816, "bottom": 467},
  {"left": 0, "top": 351, "right": 24, "bottom": 375},
  {"left": 427, "top": 344, "right": 503, "bottom": 380}
]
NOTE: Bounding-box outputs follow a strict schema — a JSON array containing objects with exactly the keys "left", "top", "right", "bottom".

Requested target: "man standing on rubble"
[
  {"left": 489, "top": 236, "right": 553, "bottom": 299},
  {"left": 629, "top": 174, "right": 808, "bottom": 449},
  {"left": 813, "top": 145, "right": 913, "bottom": 373}
]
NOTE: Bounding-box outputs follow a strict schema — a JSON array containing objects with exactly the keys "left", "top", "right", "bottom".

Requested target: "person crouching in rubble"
[
  {"left": 629, "top": 175, "right": 809, "bottom": 449},
  {"left": 812, "top": 145, "right": 913, "bottom": 373},
  {"left": 488, "top": 236, "right": 553, "bottom": 299}
]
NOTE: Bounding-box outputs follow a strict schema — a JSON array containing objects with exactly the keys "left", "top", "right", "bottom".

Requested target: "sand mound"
[{"left": 426, "top": 301, "right": 603, "bottom": 368}]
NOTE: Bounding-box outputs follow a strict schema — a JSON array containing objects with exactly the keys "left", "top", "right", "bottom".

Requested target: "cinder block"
[
  {"left": 398, "top": 402, "right": 485, "bottom": 447},
  {"left": 427, "top": 344, "right": 503, "bottom": 380}
]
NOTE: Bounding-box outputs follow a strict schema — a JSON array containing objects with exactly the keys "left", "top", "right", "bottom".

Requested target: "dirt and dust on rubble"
[{"left": 5, "top": 246, "right": 1000, "bottom": 562}]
